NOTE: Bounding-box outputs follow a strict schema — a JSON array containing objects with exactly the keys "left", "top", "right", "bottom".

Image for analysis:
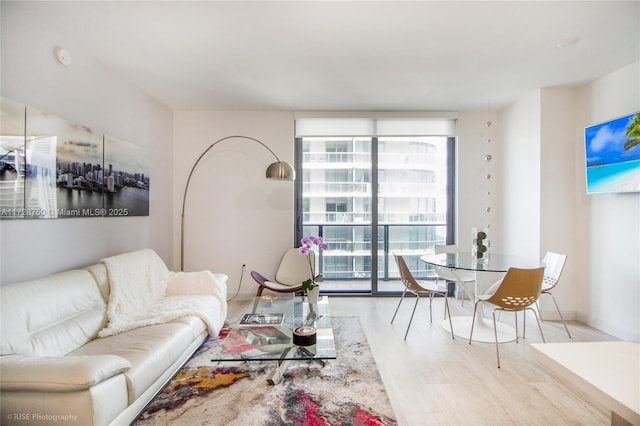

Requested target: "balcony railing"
[
  {"left": 303, "top": 182, "right": 370, "bottom": 194},
  {"left": 302, "top": 223, "right": 447, "bottom": 281},
  {"left": 303, "top": 181, "right": 439, "bottom": 196},
  {"left": 303, "top": 211, "right": 445, "bottom": 224},
  {"left": 302, "top": 152, "right": 437, "bottom": 169},
  {"left": 303, "top": 152, "right": 370, "bottom": 165}
]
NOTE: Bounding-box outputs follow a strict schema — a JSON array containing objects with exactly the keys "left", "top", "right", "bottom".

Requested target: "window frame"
[{"left": 294, "top": 136, "right": 456, "bottom": 295}]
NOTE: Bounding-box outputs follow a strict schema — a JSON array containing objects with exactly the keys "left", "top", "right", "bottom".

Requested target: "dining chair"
[
  {"left": 391, "top": 253, "right": 454, "bottom": 340},
  {"left": 434, "top": 244, "right": 476, "bottom": 306},
  {"left": 537, "top": 252, "right": 571, "bottom": 338},
  {"left": 251, "top": 248, "right": 314, "bottom": 296},
  {"left": 469, "top": 267, "right": 545, "bottom": 368}
]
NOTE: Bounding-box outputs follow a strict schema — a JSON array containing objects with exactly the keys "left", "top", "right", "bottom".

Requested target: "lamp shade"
[{"left": 266, "top": 161, "right": 296, "bottom": 181}]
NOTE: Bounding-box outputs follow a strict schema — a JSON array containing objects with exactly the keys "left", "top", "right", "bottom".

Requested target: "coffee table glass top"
[{"left": 211, "top": 295, "right": 336, "bottom": 362}]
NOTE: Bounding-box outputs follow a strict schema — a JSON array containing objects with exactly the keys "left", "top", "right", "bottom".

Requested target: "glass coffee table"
[{"left": 211, "top": 294, "right": 335, "bottom": 384}]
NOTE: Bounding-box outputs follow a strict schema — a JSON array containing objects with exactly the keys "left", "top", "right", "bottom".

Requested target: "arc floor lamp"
[{"left": 180, "top": 135, "right": 295, "bottom": 271}]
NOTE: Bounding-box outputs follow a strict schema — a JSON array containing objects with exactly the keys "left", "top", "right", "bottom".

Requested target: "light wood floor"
[{"left": 227, "top": 296, "right": 617, "bottom": 425}]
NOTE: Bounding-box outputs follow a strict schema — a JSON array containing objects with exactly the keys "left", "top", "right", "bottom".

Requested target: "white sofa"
[{"left": 0, "top": 249, "right": 228, "bottom": 426}]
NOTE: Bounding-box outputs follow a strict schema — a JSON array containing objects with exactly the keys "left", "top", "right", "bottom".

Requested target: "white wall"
[
  {"left": 499, "top": 91, "right": 542, "bottom": 261},
  {"left": 0, "top": 2, "right": 174, "bottom": 284},
  {"left": 173, "top": 111, "right": 295, "bottom": 299},
  {"left": 538, "top": 87, "right": 579, "bottom": 319},
  {"left": 496, "top": 62, "right": 639, "bottom": 340},
  {"left": 456, "top": 111, "right": 502, "bottom": 253},
  {"left": 574, "top": 62, "right": 640, "bottom": 340},
  {"left": 456, "top": 111, "right": 506, "bottom": 291}
]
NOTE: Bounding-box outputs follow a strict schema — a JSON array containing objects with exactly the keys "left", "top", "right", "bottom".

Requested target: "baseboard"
[{"left": 575, "top": 312, "right": 640, "bottom": 341}]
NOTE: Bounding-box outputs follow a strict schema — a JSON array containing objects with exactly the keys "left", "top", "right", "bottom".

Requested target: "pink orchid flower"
[{"left": 298, "top": 236, "right": 327, "bottom": 290}]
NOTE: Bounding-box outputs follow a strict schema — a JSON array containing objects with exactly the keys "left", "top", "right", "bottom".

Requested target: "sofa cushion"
[
  {"left": 0, "top": 374, "right": 129, "bottom": 426},
  {"left": 70, "top": 320, "right": 206, "bottom": 403},
  {"left": 0, "top": 270, "right": 107, "bottom": 357},
  {"left": 0, "top": 354, "right": 130, "bottom": 392},
  {"left": 84, "top": 263, "right": 110, "bottom": 304}
]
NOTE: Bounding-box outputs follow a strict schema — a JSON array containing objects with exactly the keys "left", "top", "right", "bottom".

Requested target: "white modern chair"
[
  {"left": 251, "top": 248, "right": 315, "bottom": 296},
  {"left": 434, "top": 244, "right": 476, "bottom": 306},
  {"left": 391, "top": 253, "right": 454, "bottom": 340},
  {"left": 537, "top": 252, "right": 571, "bottom": 338}
]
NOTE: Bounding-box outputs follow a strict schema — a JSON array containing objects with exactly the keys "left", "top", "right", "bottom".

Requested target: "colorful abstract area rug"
[{"left": 135, "top": 316, "right": 397, "bottom": 426}]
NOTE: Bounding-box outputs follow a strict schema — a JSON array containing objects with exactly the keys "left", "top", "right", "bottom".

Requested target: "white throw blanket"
[{"left": 98, "top": 249, "right": 227, "bottom": 338}]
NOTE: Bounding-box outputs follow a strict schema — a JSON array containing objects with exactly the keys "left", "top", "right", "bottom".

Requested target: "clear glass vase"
[
  {"left": 306, "top": 286, "right": 320, "bottom": 304},
  {"left": 471, "top": 227, "right": 490, "bottom": 263}
]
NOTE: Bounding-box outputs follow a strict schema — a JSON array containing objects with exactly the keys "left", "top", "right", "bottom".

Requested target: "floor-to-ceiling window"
[{"left": 295, "top": 115, "right": 456, "bottom": 294}]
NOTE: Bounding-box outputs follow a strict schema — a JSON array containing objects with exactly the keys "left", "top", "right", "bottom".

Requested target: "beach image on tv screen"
[{"left": 585, "top": 112, "right": 640, "bottom": 194}]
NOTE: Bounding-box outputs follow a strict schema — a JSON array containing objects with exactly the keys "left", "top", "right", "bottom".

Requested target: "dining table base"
[{"left": 442, "top": 316, "right": 517, "bottom": 343}]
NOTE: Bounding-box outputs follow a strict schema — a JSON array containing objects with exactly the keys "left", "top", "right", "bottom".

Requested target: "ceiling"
[{"left": 17, "top": 1, "right": 640, "bottom": 112}]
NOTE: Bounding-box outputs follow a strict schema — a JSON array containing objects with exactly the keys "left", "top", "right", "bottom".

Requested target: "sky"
[{"left": 585, "top": 113, "right": 640, "bottom": 166}]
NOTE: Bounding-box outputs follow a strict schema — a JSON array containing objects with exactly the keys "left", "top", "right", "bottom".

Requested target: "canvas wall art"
[
  {"left": 0, "top": 97, "right": 26, "bottom": 219},
  {"left": 103, "top": 135, "right": 150, "bottom": 217},
  {"left": 0, "top": 96, "right": 150, "bottom": 219}
]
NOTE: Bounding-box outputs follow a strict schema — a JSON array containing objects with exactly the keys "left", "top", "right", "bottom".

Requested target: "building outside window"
[{"left": 295, "top": 116, "right": 456, "bottom": 294}]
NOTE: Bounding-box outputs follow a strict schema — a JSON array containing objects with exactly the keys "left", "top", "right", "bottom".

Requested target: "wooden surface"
[
  {"left": 531, "top": 341, "right": 640, "bottom": 426},
  {"left": 229, "top": 296, "right": 618, "bottom": 425}
]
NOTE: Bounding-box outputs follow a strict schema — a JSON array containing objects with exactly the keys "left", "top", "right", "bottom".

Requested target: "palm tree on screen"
[{"left": 623, "top": 112, "right": 640, "bottom": 151}]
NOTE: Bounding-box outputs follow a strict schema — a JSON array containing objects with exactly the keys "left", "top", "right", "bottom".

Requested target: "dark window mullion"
[
  {"left": 371, "top": 136, "right": 379, "bottom": 294},
  {"left": 294, "top": 137, "right": 304, "bottom": 246},
  {"left": 446, "top": 137, "right": 455, "bottom": 245}
]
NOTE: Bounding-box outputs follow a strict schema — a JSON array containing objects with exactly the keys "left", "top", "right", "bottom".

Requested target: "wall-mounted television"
[{"left": 584, "top": 112, "right": 640, "bottom": 194}]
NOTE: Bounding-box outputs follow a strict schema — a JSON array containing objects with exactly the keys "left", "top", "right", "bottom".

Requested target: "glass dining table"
[{"left": 421, "top": 252, "right": 542, "bottom": 343}]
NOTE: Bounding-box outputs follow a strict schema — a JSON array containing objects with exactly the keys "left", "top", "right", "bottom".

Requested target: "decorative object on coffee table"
[
  {"left": 238, "top": 312, "right": 284, "bottom": 327},
  {"left": 299, "top": 235, "right": 328, "bottom": 302}
]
